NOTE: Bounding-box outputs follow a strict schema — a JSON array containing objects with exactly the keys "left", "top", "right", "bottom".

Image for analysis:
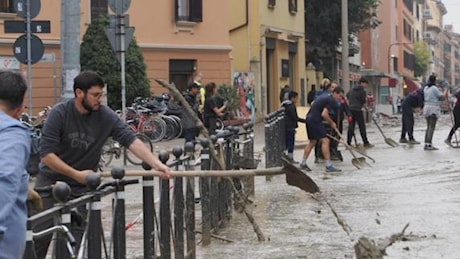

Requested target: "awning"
[
  {"left": 360, "top": 70, "right": 394, "bottom": 78},
  {"left": 404, "top": 78, "right": 421, "bottom": 93}
]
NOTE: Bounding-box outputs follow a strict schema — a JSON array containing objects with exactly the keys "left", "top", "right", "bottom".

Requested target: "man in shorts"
[{"left": 299, "top": 87, "right": 345, "bottom": 172}]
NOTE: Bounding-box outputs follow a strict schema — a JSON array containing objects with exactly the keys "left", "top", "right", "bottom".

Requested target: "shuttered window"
[
  {"left": 91, "top": 0, "right": 108, "bottom": 20},
  {"left": 175, "top": 0, "right": 202, "bottom": 22},
  {"left": 0, "top": 0, "right": 15, "bottom": 13}
]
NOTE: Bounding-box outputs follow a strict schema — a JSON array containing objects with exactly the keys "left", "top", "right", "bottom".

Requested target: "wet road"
[{"left": 107, "top": 114, "right": 460, "bottom": 258}]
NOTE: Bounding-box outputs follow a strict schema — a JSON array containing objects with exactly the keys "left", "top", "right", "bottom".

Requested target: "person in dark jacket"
[
  {"left": 400, "top": 88, "right": 424, "bottom": 144},
  {"left": 281, "top": 91, "right": 306, "bottom": 163},
  {"left": 346, "top": 77, "right": 373, "bottom": 148},
  {"left": 445, "top": 89, "right": 460, "bottom": 146},
  {"left": 182, "top": 82, "right": 200, "bottom": 143}
]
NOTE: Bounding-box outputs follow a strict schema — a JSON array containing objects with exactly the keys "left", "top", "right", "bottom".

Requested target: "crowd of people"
[
  {"left": 283, "top": 74, "right": 455, "bottom": 172},
  {"left": 0, "top": 67, "right": 455, "bottom": 257}
]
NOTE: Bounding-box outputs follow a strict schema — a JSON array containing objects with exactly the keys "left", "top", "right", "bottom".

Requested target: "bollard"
[
  {"left": 112, "top": 167, "right": 127, "bottom": 259},
  {"left": 141, "top": 161, "right": 155, "bottom": 259},
  {"left": 172, "top": 146, "right": 185, "bottom": 259},
  {"left": 199, "top": 138, "right": 211, "bottom": 246},
  {"left": 277, "top": 108, "right": 286, "bottom": 166},
  {"left": 243, "top": 122, "right": 255, "bottom": 195},
  {"left": 209, "top": 135, "right": 219, "bottom": 231},
  {"left": 86, "top": 173, "right": 102, "bottom": 259},
  {"left": 264, "top": 114, "right": 273, "bottom": 181},
  {"left": 53, "top": 182, "right": 72, "bottom": 259},
  {"left": 184, "top": 142, "right": 196, "bottom": 258},
  {"left": 158, "top": 151, "right": 171, "bottom": 258}
]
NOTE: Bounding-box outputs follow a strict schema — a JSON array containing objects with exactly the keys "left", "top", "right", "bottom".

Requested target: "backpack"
[{"left": 27, "top": 133, "right": 40, "bottom": 176}]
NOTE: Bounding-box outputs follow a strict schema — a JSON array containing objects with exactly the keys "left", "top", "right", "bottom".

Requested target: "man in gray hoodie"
[
  {"left": 0, "top": 70, "right": 30, "bottom": 258},
  {"left": 346, "top": 78, "right": 374, "bottom": 148}
]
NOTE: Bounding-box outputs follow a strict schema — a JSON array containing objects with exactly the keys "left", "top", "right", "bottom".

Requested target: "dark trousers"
[
  {"left": 285, "top": 129, "right": 295, "bottom": 154},
  {"left": 183, "top": 127, "right": 198, "bottom": 143},
  {"left": 424, "top": 114, "right": 438, "bottom": 144},
  {"left": 204, "top": 117, "right": 217, "bottom": 136},
  {"left": 401, "top": 104, "right": 415, "bottom": 140},
  {"left": 347, "top": 110, "right": 369, "bottom": 145},
  {"left": 33, "top": 175, "right": 88, "bottom": 258},
  {"left": 448, "top": 104, "right": 460, "bottom": 140}
]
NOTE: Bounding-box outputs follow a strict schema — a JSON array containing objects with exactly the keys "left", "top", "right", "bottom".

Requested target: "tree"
[
  {"left": 80, "top": 15, "right": 151, "bottom": 109},
  {"left": 305, "top": 0, "right": 380, "bottom": 74},
  {"left": 413, "top": 41, "right": 430, "bottom": 78}
]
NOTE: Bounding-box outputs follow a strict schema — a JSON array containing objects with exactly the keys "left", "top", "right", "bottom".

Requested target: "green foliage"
[
  {"left": 305, "top": 0, "right": 381, "bottom": 70},
  {"left": 413, "top": 41, "right": 430, "bottom": 78},
  {"left": 216, "top": 84, "right": 239, "bottom": 113},
  {"left": 80, "top": 15, "right": 150, "bottom": 109}
]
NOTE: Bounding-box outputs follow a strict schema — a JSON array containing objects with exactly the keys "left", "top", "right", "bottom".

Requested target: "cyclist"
[{"left": 33, "top": 71, "right": 171, "bottom": 257}]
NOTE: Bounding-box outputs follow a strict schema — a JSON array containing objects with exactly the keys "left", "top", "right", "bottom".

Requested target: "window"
[
  {"left": 175, "top": 0, "right": 202, "bottom": 22},
  {"left": 91, "top": 0, "right": 108, "bottom": 20},
  {"left": 268, "top": 0, "right": 276, "bottom": 8},
  {"left": 0, "top": 0, "right": 15, "bottom": 13},
  {"left": 289, "top": 0, "right": 297, "bottom": 14},
  {"left": 403, "top": 51, "right": 415, "bottom": 70}
]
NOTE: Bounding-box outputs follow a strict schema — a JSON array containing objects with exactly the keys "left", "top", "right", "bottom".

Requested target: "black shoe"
[
  {"left": 408, "top": 139, "right": 420, "bottom": 145},
  {"left": 399, "top": 138, "right": 408, "bottom": 143},
  {"left": 363, "top": 143, "right": 374, "bottom": 148}
]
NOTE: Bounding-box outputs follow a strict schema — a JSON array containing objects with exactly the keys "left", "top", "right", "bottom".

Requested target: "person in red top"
[{"left": 366, "top": 92, "right": 375, "bottom": 113}]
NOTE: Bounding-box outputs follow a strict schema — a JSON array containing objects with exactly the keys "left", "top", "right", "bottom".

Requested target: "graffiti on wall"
[{"left": 233, "top": 72, "right": 256, "bottom": 124}]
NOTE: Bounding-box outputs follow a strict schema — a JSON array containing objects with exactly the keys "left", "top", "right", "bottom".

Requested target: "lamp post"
[{"left": 387, "top": 42, "right": 413, "bottom": 74}]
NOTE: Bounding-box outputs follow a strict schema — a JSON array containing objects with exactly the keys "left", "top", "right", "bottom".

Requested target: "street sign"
[
  {"left": 39, "top": 52, "right": 55, "bottom": 63},
  {"left": 4, "top": 20, "right": 50, "bottom": 33},
  {"left": 108, "top": 0, "right": 131, "bottom": 15},
  {"left": 13, "top": 34, "right": 44, "bottom": 64},
  {"left": 104, "top": 26, "right": 135, "bottom": 61},
  {"left": 15, "top": 0, "right": 41, "bottom": 19}
]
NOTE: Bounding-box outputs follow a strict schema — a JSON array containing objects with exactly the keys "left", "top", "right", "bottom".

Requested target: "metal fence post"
[
  {"left": 184, "top": 142, "right": 196, "bottom": 258},
  {"left": 199, "top": 138, "right": 211, "bottom": 246},
  {"left": 158, "top": 151, "right": 171, "bottom": 258},
  {"left": 172, "top": 146, "right": 185, "bottom": 259},
  {"left": 86, "top": 173, "right": 102, "bottom": 259},
  {"left": 141, "top": 161, "right": 155, "bottom": 259},
  {"left": 112, "top": 167, "right": 127, "bottom": 259}
]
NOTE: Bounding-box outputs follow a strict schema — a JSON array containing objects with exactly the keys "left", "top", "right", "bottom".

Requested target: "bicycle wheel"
[
  {"left": 142, "top": 116, "right": 166, "bottom": 142},
  {"left": 125, "top": 133, "right": 153, "bottom": 166},
  {"left": 100, "top": 138, "right": 114, "bottom": 168},
  {"left": 161, "top": 115, "right": 178, "bottom": 140},
  {"left": 168, "top": 115, "right": 183, "bottom": 138},
  {"left": 216, "top": 118, "right": 224, "bottom": 131}
]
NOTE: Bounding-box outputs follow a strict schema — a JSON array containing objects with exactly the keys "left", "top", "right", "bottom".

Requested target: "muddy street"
[{"left": 102, "top": 114, "right": 460, "bottom": 258}]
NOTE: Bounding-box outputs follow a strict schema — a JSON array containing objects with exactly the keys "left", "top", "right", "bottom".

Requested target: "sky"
[{"left": 442, "top": 0, "right": 460, "bottom": 32}]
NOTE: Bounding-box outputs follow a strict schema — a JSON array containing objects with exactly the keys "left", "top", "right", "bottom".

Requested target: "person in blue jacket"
[{"left": 0, "top": 70, "right": 30, "bottom": 258}]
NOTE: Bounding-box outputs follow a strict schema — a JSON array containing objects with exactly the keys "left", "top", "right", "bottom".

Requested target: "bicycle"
[
  {"left": 28, "top": 176, "right": 139, "bottom": 258},
  {"left": 99, "top": 133, "right": 153, "bottom": 167}
]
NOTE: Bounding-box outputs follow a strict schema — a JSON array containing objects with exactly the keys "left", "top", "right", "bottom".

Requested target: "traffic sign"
[
  {"left": 108, "top": 14, "right": 129, "bottom": 27},
  {"left": 4, "top": 20, "right": 50, "bottom": 33},
  {"left": 105, "top": 26, "right": 135, "bottom": 59},
  {"left": 13, "top": 34, "right": 44, "bottom": 64},
  {"left": 15, "top": 0, "right": 41, "bottom": 19},
  {"left": 108, "top": 0, "right": 131, "bottom": 15}
]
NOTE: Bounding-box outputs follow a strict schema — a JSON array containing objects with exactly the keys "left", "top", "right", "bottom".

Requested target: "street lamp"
[{"left": 387, "top": 42, "right": 413, "bottom": 74}]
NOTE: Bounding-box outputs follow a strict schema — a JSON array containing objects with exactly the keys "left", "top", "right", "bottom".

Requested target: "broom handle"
[{"left": 101, "top": 167, "right": 285, "bottom": 178}]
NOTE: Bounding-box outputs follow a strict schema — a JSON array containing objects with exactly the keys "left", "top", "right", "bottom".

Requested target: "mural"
[{"left": 233, "top": 72, "right": 256, "bottom": 124}]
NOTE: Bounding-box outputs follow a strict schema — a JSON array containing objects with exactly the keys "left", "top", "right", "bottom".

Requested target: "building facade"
[{"left": 0, "top": 0, "right": 232, "bottom": 114}]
